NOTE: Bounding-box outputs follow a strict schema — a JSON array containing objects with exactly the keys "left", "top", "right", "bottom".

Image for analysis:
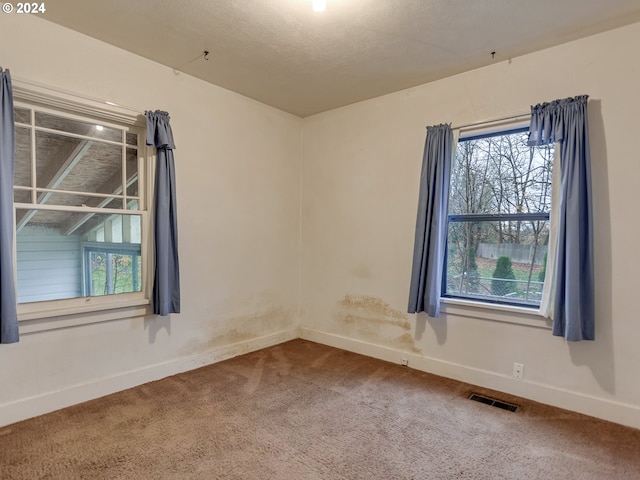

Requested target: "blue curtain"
[
  {"left": 528, "top": 96, "right": 594, "bottom": 341},
  {"left": 146, "top": 111, "right": 180, "bottom": 316},
  {"left": 0, "top": 68, "right": 18, "bottom": 343},
  {"left": 408, "top": 124, "right": 453, "bottom": 317}
]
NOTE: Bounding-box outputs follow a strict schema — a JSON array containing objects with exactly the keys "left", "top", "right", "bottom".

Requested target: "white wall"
[
  {"left": 300, "top": 22, "right": 640, "bottom": 428},
  {"left": 0, "top": 15, "right": 302, "bottom": 425}
]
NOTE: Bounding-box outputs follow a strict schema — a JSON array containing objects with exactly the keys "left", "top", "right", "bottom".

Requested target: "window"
[
  {"left": 13, "top": 95, "right": 150, "bottom": 316},
  {"left": 82, "top": 218, "right": 142, "bottom": 297},
  {"left": 443, "top": 127, "right": 554, "bottom": 307}
]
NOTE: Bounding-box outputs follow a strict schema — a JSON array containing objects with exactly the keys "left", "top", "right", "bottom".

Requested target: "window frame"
[
  {"left": 441, "top": 123, "right": 553, "bottom": 311},
  {"left": 82, "top": 241, "right": 143, "bottom": 297},
  {"left": 11, "top": 85, "right": 153, "bottom": 326}
]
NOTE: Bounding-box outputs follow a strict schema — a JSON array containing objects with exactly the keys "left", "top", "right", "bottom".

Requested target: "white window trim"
[
  {"left": 440, "top": 297, "right": 552, "bottom": 329},
  {"left": 18, "top": 300, "right": 151, "bottom": 334},
  {"left": 12, "top": 83, "right": 153, "bottom": 331},
  {"left": 441, "top": 120, "right": 553, "bottom": 324}
]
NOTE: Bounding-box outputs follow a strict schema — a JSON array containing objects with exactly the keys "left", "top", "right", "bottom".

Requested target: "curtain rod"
[
  {"left": 452, "top": 112, "right": 531, "bottom": 131},
  {"left": 12, "top": 76, "right": 145, "bottom": 115}
]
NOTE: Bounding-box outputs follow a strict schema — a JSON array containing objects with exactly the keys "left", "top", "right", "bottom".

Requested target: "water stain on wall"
[
  {"left": 342, "top": 314, "right": 411, "bottom": 331},
  {"left": 351, "top": 264, "right": 373, "bottom": 280},
  {"left": 209, "top": 328, "right": 256, "bottom": 349},
  {"left": 335, "top": 294, "right": 422, "bottom": 354},
  {"left": 339, "top": 294, "right": 407, "bottom": 321},
  {"left": 395, "top": 333, "right": 422, "bottom": 354},
  {"left": 181, "top": 306, "right": 294, "bottom": 356}
]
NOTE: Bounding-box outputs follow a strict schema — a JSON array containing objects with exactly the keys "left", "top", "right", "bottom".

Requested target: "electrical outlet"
[
  {"left": 401, "top": 357, "right": 409, "bottom": 367},
  {"left": 513, "top": 362, "right": 524, "bottom": 379}
]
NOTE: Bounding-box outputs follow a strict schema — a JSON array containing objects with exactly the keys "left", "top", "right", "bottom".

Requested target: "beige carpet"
[{"left": 1, "top": 339, "right": 639, "bottom": 479}]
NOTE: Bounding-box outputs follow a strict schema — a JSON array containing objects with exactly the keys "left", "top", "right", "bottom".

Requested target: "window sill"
[
  {"left": 18, "top": 296, "right": 152, "bottom": 334},
  {"left": 440, "top": 297, "right": 552, "bottom": 329}
]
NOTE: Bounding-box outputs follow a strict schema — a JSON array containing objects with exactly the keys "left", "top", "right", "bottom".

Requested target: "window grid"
[
  {"left": 13, "top": 97, "right": 150, "bottom": 310},
  {"left": 14, "top": 104, "right": 142, "bottom": 215},
  {"left": 443, "top": 127, "right": 554, "bottom": 308}
]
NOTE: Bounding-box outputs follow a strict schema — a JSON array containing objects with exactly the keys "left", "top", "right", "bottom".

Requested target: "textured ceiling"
[{"left": 41, "top": 0, "right": 640, "bottom": 117}]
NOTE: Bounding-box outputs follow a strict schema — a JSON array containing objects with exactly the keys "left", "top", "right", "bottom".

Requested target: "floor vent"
[{"left": 469, "top": 393, "right": 519, "bottom": 412}]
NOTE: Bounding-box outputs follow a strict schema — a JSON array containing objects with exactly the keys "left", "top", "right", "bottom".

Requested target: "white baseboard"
[
  {"left": 0, "top": 329, "right": 298, "bottom": 428},
  {"left": 4, "top": 327, "right": 638, "bottom": 431},
  {"left": 300, "top": 328, "right": 640, "bottom": 430}
]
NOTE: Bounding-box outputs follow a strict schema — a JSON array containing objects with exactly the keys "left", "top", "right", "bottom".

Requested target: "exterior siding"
[{"left": 16, "top": 225, "right": 82, "bottom": 303}]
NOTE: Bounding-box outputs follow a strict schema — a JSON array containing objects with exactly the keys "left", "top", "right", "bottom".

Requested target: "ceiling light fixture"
[{"left": 312, "top": 0, "right": 326, "bottom": 12}]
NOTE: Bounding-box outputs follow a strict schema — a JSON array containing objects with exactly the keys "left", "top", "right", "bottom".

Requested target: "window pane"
[
  {"left": 35, "top": 131, "right": 124, "bottom": 199},
  {"left": 14, "top": 190, "right": 31, "bottom": 204},
  {"left": 445, "top": 220, "right": 549, "bottom": 306},
  {"left": 450, "top": 131, "right": 554, "bottom": 216},
  {"left": 102, "top": 198, "right": 125, "bottom": 210},
  {"left": 445, "top": 128, "right": 554, "bottom": 308},
  {"left": 13, "top": 100, "right": 147, "bottom": 310},
  {"left": 35, "top": 111, "right": 122, "bottom": 142},
  {"left": 126, "top": 147, "right": 139, "bottom": 200},
  {"left": 35, "top": 130, "right": 84, "bottom": 189},
  {"left": 14, "top": 126, "right": 31, "bottom": 187},
  {"left": 16, "top": 209, "right": 142, "bottom": 304},
  {"left": 126, "top": 132, "right": 138, "bottom": 146},
  {"left": 14, "top": 106, "right": 31, "bottom": 124},
  {"left": 56, "top": 141, "right": 123, "bottom": 194},
  {"left": 87, "top": 250, "right": 142, "bottom": 296}
]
